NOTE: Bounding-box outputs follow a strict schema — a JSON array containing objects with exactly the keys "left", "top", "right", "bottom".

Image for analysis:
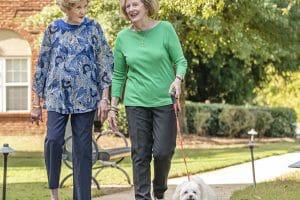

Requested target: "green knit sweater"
[{"left": 112, "top": 21, "right": 187, "bottom": 107}]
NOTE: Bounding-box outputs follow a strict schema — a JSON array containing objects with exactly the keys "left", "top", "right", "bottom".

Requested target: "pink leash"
[{"left": 172, "top": 96, "right": 191, "bottom": 181}]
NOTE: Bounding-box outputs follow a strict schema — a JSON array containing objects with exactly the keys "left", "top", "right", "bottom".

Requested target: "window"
[
  {"left": 0, "top": 29, "right": 32, "bottom": 113},
  {"left": 0, "top": 58, "right": 30, "bottom": 112}
]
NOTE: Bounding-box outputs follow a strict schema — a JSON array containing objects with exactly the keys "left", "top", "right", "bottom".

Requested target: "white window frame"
[{"left": 0, "top": 57, "right": 31, "bottom": 113}]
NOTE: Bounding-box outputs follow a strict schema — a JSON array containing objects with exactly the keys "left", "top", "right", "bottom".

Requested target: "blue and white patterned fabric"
[{"left": 33, "top": 18, "right": 114, "bottom": 114}]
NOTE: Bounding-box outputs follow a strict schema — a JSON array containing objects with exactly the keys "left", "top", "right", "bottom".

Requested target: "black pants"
[
  {"left": 45, "top": 110, "right": 95, "bottom": 200},
  {"left": 126, "top": 105, "right": 177, "bottom": 200}
]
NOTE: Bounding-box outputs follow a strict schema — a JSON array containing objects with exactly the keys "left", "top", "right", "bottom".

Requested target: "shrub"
[
  {"left": 186, "top": 102, "right": 296, "bottom": 138},
  {"left": 218, "top": 107, "right": 256, "bottom": 137},
  {"left": 185, "top": 102, "right": 198, "bottom": 134},
  {"left": 252, "top": 110, "right": 274, "bottom": 137},
  {"left": 97, "top": 102, "right": 297, "bottom": 138},
  {"left": 186, "top": 102, "right": 223, "bottom": 135},
  {"left": 264, "top": 107, "right": 297, "bottom": 137},
  {"left": 194, "top": 112, "right": 211, "bottom": 136}
]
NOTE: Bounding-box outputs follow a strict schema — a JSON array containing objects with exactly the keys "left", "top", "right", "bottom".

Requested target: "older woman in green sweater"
[{"left": 108, "top": 0, "right": 187, "bottom": 199}]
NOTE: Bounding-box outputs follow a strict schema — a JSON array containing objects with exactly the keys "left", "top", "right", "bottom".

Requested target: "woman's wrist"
[
  {"left": 109, "top": 104, "right": 119, "bottom": 114},
  {"left": 175, "top": 75, "right": 183, "bottom": 81},
  {"left": 33, "top": 105, "right": 41, "bottom": 109},
  {"left": 110, "top": 105, "right": 119, "bottom": 110},
  {"left": 100, "top": 97, "right": 110, "bottom": 104},
  {"left": 109, "top": 109, "right": 118, "bottom": 114}
]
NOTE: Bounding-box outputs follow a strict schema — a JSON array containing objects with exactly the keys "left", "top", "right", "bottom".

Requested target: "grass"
[
  {"left": 231, "top": 171, "right": 300, "bottom": 200},
  {"left": 0, "top": 135, "right": 300, "bottom": 199}
]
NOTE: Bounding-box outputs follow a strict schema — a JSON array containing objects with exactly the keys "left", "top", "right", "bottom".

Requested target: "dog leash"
[{"left": 172, "top": 95, "right": 191, "bottom": 181}]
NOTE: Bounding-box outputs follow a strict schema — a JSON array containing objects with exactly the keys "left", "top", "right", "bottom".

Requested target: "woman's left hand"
[
  {"left": 98, "top": 99, "right": 110, "bottom": 123},
  {"left": 31, "top": 106, "right": 43, "bottom": 126},
  {"left": 168, "top": 77, "right": 182, "bottom": 99}
]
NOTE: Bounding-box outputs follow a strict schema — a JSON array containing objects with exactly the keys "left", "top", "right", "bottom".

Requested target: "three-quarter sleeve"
[
  {"left": 165, "top": 22, "right": 187, "bottom": 78},
  {"left": 95, "top": 23, "right": 114, "bottom": 91},
  {"left": 111, "top": 36, "right": 127, "bottom": 98},
  {"left": 32, "top": 26, "right": 51, "bottom": 98}
]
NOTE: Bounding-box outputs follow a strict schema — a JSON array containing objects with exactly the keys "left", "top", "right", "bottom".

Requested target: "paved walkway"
[{"left": 93, "top": 152, "right": 300, "bottom": 200}]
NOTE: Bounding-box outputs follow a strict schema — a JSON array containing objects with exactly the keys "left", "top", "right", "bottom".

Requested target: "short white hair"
[{"left": 56, "top": 0, "right": 89, "bottom": 10}]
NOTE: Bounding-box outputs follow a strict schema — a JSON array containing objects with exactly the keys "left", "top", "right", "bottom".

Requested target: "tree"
[
  {"left": 25, "top": 0, "right": 299, "bottom": 104},
  {"left": 159, "top": 0, "right": 300, "bottom": 104},
  {"left": 24, "top": 0, "right": 299, "bottom": 131},
  {"left": 254, "top": 71, "right": 300, "bottom": 121}
]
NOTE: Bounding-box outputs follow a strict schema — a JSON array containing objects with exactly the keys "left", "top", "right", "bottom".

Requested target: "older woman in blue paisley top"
[{"left": 30, "top": 0, "right": 113, "bottom": 199}]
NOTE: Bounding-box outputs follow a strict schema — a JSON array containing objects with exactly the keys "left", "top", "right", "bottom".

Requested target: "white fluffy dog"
[{"left": 172, "top": 176, "right": 216, "bottom": 200}]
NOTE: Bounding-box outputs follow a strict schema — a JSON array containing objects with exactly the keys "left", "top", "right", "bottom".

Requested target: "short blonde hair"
[
  {"left": 120, "top": 0, "right": 159, "bottom": 20},
  {"left": 56, "top": 0, "right": 89, "bottom": 10}
]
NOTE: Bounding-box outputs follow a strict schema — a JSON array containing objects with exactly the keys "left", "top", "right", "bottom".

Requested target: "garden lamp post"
[
  {"left": 0, "top": 143, "right": 15, "bottom": 200},
  {"left": 248, "top": 129, "right": 257, "bottom": 187}
]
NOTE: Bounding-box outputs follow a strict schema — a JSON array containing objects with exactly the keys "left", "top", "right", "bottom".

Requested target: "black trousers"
[
  {"left": 126, "top": 105, "right": 177, "bottom": 200},
  {"left": 45, "top": 110, "right": 95, "bottom": 200}
]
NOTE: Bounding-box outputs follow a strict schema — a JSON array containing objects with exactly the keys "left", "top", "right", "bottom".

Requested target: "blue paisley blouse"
[{"left": 33, "top": 18, "right": 113, "bottom": 114}]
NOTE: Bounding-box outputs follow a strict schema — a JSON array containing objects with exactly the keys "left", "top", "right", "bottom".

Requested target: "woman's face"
[
  {"left": 125, "top": 0, "right": 148, "bottom": 23},
  {"left": 65, "top": 0, "right": 88, "bottom": 25}
]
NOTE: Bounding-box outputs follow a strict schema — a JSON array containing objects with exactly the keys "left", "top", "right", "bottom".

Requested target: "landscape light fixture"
[
  {"left": 0, "top": 143, "right": 15, "bottom": 200},
  {"left": 247, "top": 129, "right": 257, "bottom": 187}
]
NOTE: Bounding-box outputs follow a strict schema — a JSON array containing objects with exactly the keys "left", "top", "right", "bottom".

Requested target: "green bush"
[
  {"left": 97, "top": 102, "right": 296, "bottom": 138},
  {"left": 264, "top": 107, "right": 297, "bottom": 137},
  {"left": 252, "top": 110, "right": 274, "bottom": 137},
  {"left": 194, "top": 112, "right": 211, "bottom": 136},
  {"left": 185, "top": 102, "right": 199, "bottom": 134},
  {"left": 218, "top": 107, "right": 255, "bottom": 137},
  {"left": 186, "top": 102, "right": 297, "bottom": 138},
  {"left": 185, "top": 102, "right": 223, "bottom": 135}
]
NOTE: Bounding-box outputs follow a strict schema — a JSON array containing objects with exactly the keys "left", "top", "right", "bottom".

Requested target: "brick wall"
[{"left": 0, "top": 0, "right": 53, "bottom": 135}]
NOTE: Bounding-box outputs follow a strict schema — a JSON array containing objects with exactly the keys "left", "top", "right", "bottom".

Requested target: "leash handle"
[
  {"left": 171, "top": 93, "right": 181, "bottom": 113},
  {"left": 171, "top": 91, "right": 176, "bottom": 104},
  {"left": 172, "top": 95, "right": 190, "bottom": 181}
]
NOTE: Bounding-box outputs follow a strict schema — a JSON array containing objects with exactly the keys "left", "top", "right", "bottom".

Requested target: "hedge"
[
  {"left": 186, "top": 101, "right": 297, "bottom": 138},
  {"left": 96, "top": 102, "right": 297, "bottom": 138}
]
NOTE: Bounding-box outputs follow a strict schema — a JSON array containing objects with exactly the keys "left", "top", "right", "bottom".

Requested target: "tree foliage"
[
  {"left": 254, "top": 71, "right": 300, "bottom": 121},
  {"left": 160, "top": 0, "right": 300, "bottom": 104},
  {"left": 24, "top": 0, "right": 300, "bottom": 105}
]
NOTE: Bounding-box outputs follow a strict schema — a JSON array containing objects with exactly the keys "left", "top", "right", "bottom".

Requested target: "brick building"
[{"left": 0, "top": 0, "right": 53, "bottom": 135}]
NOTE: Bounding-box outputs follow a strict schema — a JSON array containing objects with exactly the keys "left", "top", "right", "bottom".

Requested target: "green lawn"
[
  {"left": 231, "top": 171, "right": 300, "bottom": 200},
  {"left": 0, "top": 135, "right": 300, "bottom": 199}
]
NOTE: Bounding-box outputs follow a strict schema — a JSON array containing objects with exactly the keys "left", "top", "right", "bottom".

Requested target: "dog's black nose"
[{"left": 188, "top": 195, "right": 194, "bottom": 200}]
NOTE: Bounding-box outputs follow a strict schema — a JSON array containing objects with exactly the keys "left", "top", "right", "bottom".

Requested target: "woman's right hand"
[
  {"left": 108, "top": 97, "right": 120, "bottom": 132},
  {"left": 108, "top": 110, "right": 118, "bottom": 132},
  {"left": 31, "top": 106, "right": 43, "bottom": 126}
]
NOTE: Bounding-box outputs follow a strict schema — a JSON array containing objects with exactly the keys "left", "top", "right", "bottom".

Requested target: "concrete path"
[{"left": 93, "top": 152, "right": 300, "bottom": 200}]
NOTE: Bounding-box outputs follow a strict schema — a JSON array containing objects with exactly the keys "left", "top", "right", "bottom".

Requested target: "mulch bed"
[{"left": 178, "top": 135, "right": 295, "bottom": 148}]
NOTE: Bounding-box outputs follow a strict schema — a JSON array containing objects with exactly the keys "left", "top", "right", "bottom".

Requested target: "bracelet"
[
  {"left": 109, "top": 109, "right": 118, "bottom": 114},
  {"left": 110, "top": 105, "right": 119, "bottom": 110},
  {"left": 110, "top": 107, "right": 119, "bottom": 111},
  {"left": 176, "top": 75, "right": 182, "bottom": 81},
  {"left": 33, "top": 105, "right": 41, "bottom": 108},
  {"left": 100, "top": 97, "right": 110, "bottom": 104},
  {"left": 110, "top": 104, "right": 119, "bottom": 113}
]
